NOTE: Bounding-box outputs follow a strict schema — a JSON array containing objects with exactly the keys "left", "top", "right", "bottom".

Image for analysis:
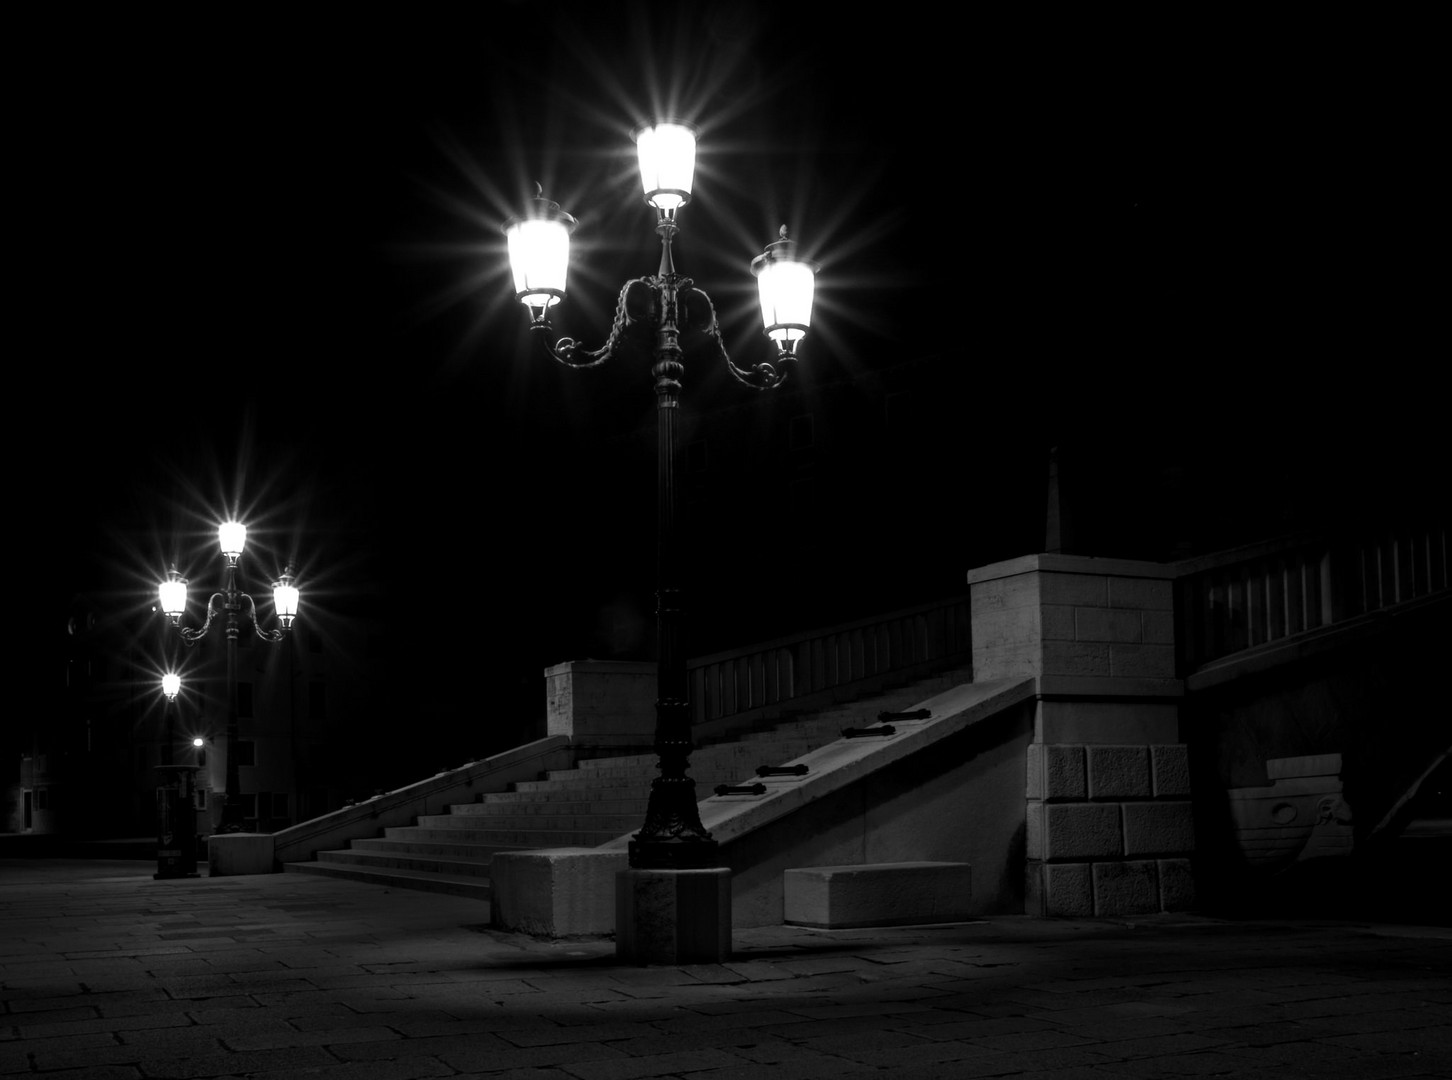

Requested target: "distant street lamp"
[
  {"left": 160, "top": 671, "right": 181, "bottom": 766},
  {"left": 159, "top": 521, "right": 299, "bottom": 831},
  {"left": 503, "top": 121, "right": 818, "bottom": 873}
]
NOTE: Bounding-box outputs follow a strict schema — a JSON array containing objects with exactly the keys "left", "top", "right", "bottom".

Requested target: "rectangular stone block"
[
  {"left": 1042, "top": 641, "right": 1111, "bottom": 677},
  {"left": 1151, "top": 744, "right": 1192, "bottom": 798},
  {"left": 1041, "top": 744, "right": 1087, "bottom": 800},
  {"left": 972, "top": 642, "right": 1040, "bottom": 680},
  {"left": 1076, "top": 608, "right": 1143, "bottom": 643},
  {"left": 970, "top": 574, "right": 1040, "bottom": 613},
  {"left": 1044, "top": 802, "right": 1122, "bottom": 860},
  {"left": 1039, "top": 572, "right": 1108, "bottom": 608},
  {"left": 208, "top": 833, "right": 274, "bottom": 876},
  {"left": 617, "top": 868, "right": 732, "bottom": 964},
  {"left": 492, "top": 849, "right": 630, "bottom": 937},
  {"left": 1038, "top": 861, "right": 1093, "bottom": 917},
  {"left": 783, "top": 862, "right": 972, "bottom": 929},
  {"left": 1157, "top": 858, "right": 1196, "bottom": 910},
  {"left": 1041, "top": 604, "right": 1076, "bottom": 641},
  {"left": 1142, "top": 609, "right": 1175, "bottom": 645},
  {"left": 1037, "top": 700, "right": 1181, "bottom": 745},
  {"left": 1107, "top": 576, "right": 1173, "bottom": 610},
  {"left": 1093, "top": 860, "right": 1159, "bottom": 916},
  {"left": 1109, "top": 643, "right": 1175, "bottom": 678},
  {"left": 1122, "top": 801, "right": 1196, "bottom": 857},
  {"left": 971, "top": 607, "right": 1041, "bottom": 648},
  {"left": 1025, "top": 800, "right": 1045, "bottom": 859},
  {"left": 1087, "top": 745, "right": 1151, "bottom": 799}
]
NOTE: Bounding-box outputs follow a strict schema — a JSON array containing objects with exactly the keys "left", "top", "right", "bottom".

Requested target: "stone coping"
[
  {"left": 967, "top": 553, "right": 1177, "bottom": 585},
  {"left": 598, "top": 676, "right": 1038, "bottom": 853}
]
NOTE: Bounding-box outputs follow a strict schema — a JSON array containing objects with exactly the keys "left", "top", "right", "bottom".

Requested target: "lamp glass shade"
[
  {"left": 161, "top": 672, "right": 181, "bottom": 701},
  {"left": 273, "top": 577, "right": 300, "bottom": 623},
  {"left": 159, "top": 574, "right": 187, "bottom": 618},
  {"left": 505, "top": 218, "right": 570, "bottom": 310},
  {"left": 218, "top": 520, "right": 247, "bottom": 559},
  {"left": 635, "top": 123, "right": 696, "bottom": 211},
  {"left": 755, "top": 259, "right": 816, "bottom": 345}
]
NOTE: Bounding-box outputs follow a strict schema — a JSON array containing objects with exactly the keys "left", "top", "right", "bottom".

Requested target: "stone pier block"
[
  {"left": 1093, "top": 860, "right": 1159, "bottom": 915},
  {"left": 1151, "top": 744, "right": 1192, "bottom": 797},
  {"left": 1122, "top": 801, "right": 1196, "bottom": 857},
  {"left": 616, "top": 868, "right": 732, "bottom": 965},
  {"left": 1044, "top": 802, "right": 1122, "bottom": 860},
  {"left": 1087, "top": 745, "right": 1151, "bottom": 799},
  {"left": 1158, "top": 858, "right": 1197, "bottom": 910}
]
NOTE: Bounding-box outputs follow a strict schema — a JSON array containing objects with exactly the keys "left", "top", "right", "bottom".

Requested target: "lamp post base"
[{"left": 615, "top": 867, "right": 731, "bottom": 965}]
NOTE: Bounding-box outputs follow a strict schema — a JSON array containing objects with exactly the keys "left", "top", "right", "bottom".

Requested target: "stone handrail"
[{"left": 1174, "top": 524, "right": 1448, "bottom": 674}]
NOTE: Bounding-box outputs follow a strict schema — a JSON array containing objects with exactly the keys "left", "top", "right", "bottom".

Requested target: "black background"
[{"left": 20, "top": 5, "right": 1442, "bottom": 778}]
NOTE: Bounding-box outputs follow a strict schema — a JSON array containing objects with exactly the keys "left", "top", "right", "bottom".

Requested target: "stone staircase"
[{"left": 283, "top": 671, "right": 969, "bottom": 899}]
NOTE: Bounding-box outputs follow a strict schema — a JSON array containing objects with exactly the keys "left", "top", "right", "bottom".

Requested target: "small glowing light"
[
  {"left": 751, "top": 227, "right": 818, "bottom": 353},
  {"left": 505, "top": 218, "right": 571, "bottom": 313},
  {"left": 273, "top": 566, "right": 300, "bottom": 629},
  {"left": 161, "top": 672, "right": 181, "bottom": 701},
  {"left": 192, "top": 737, "right": 205, "bottom": 748},
  {"left": 635, "top": 122, "right": 696, "bottom": 212},
  {"left": 159, "top": 568, "right": 188, "bottom": 621},
  {"left": 219, "top": 521, "right": 247, "bottom": 559}
]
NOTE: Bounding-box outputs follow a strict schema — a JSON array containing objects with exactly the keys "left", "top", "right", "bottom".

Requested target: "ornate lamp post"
[
  {"left": 158, "top": 521, "right": 299, "bottom": 831},
  {"left": 503, "top": 122, "right": 818, "bottom": 937},
  {"left": 160, "top": 671, "right": 181, "bottom": 766}
]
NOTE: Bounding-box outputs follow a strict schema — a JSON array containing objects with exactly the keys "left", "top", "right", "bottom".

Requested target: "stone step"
[
  {"left": 316, "top": 847, "right": 497, "bottom": 878},
  {"left": 385, "top": 825, "right": 624, "bottom": 847},
  {"left": 285, "top": 663, "right": 974, "bottom": 902},
  {"left": 350, "top": 837, "right": 524, "bottom": 859},
  {"left": 462, "top": 795, "right": 650, "bottom": 814},
  {"left": 417, "top": 812, "right": 642, "bottom": 833},
  {"left": 284, "top": 860, "right": 493, "bottom": 900}
]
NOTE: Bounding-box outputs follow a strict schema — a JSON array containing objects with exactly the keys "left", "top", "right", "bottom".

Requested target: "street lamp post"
[
  {"left": 504, "top": 122, "right": 817, "bottom": 953},
  {"left": 158, "top": 521, "right": 299, "bottom": 832}
]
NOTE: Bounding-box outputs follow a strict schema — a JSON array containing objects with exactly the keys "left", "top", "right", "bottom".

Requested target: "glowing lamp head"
[
  {"left": 751, "top": 226, "right": 819, "bottom": 354},
  {"left": 162, "top": 672, "right": 181, "bottom": 702},
  {"left": 272, "top": 565, "right": 299, "bottom": 629},
  {"left": 218, "top": 520, "right": 246, "bottom": 562},
  {"left": 503, "top": 186, "right": 577, "bottom": 322},
  {"left": 634, "top": 122, "right": 696, "bottom": 214},
  {"left": 159, "top": 567, "right": 188, "bottom": 623},
  {"left": 192, "top": 736, "right": 205, "bottom": 748}
]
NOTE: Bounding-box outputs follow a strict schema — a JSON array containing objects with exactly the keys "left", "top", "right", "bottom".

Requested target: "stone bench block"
[
  {"left": 491, "top": 848, "right": 629, "bottom": 937},
  {"left": 208, "top": 833, "right": 275, "bottom": 876},
  {"left": 784, "top": 861, "right": 972, "bottom": 929}
]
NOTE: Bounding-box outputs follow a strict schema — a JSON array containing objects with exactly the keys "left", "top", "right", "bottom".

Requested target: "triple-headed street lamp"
[
  {"left": 158, "top": 521, "right": 299, "bottom": 831},
  {"left": 503, "top": 121, "right": 818, "bottom": 872}
]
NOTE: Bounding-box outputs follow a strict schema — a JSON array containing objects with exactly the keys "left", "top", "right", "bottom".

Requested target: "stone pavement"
[{"left": 1, "top": 860, "right": 1449, "bottom": 1080}]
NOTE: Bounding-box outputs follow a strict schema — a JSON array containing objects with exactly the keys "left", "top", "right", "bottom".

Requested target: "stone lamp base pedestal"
[{"left": 616, "top": 868, "right": 732, "bottom": 965}]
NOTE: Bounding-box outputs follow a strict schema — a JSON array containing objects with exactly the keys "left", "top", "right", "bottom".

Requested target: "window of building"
[
  {"left": 234, "top": 740, "right": 256, "bottom": 767},
  {"left": 35, "top": 788, "right": 49, "bottom": 811},
  {"left": 237, "top": 793, "right": 257, "bottom": 821},
  {"left": 196, "top": 788, "right": 207, "bottom": 810}
]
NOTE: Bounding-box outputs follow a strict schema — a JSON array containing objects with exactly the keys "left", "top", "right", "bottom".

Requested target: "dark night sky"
[{"left": 20, "top": 6, "right": 1442, "bottom": 752}]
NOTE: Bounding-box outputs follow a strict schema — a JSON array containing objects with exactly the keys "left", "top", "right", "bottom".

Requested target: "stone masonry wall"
[{"left": 1025, "top": 741, "right": 1195, "bottom": 915}]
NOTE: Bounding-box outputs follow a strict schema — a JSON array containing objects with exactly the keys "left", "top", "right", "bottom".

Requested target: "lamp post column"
[
  {"left": 221, "top": 561, "right": 243, "bottom": 832},
  {"left": 629, "top": 269, "right": 720, "bottom": 870}
]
